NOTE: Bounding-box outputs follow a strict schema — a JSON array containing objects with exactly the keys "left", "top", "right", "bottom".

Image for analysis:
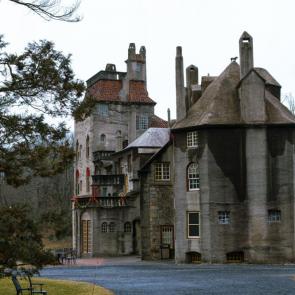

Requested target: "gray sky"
[{"left": 1, "top": 0, "right": 295, "bottom": 123}]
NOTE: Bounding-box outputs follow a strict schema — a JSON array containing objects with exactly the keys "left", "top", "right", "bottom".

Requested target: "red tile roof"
[
  {"left": 150, "top": 115, "right": 169, "bottom": 128},
  {"left": 87, "top": 80, "right": 122, "bottom": 102},
  {"left": 86, "top": 80, "right": 156, "bottom": 105},
  {"left": 128, "top": 81, "right": 156, "bottom": 104}
]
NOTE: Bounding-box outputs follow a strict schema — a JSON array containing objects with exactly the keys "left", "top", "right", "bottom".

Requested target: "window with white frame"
[
  {"left": 136, "top": 114, "right": 149, "bottom": 130},
  {"left": 101, "top": 222, "right": 107, "bottom": 233},
  {"left": 268, "top": 209, "right": 281, "bottom": 223},
  {"left": 187, "top": 212, "right": 200, "bottom": 238},
  {"left": 98, "top": 104, "right": 109, "bottom": 116},
  {"left": 218, "top": 211, "right": 230, "bottom": 224},
  {"left": 187, "top": 131, "right": 198, "bottom": 148},
  {"left": 188, "top": 163, "right": 200, "bottom": 190},
  {"left": 155, "top": 163, "right": 170, "bottom": 181}
]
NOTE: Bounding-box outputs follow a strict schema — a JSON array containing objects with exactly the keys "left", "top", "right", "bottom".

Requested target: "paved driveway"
[{"left": 41, "top": 258, "right": 295, "bottom": 295}]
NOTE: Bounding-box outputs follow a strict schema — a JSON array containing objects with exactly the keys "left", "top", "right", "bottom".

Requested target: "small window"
[
  {"left": 79, "top": 180, "right": 82, "bottom": 192},
  {"left": 155, "top": 163, "right": 170, "bottom": 181},
  {"left": 187, "top": 212, "right": 200, "bottom": 238},
  {"left": 86, "top": 176, "right": 90, "bottom": 193},
  {"left": 98, "top": 104, "right": 109, "bottom": 116},
  {"left": 123, "top": 139, "right": 129, "bottom": 148},
  {"left": 86, "top": 135, "right": 90, "bottom": 159},
  {"left": 124, "top": 222, "right": 131, "bottom": 233},
  {"left": 109, "top": 222, "right": 116, "bottom": 232},
  {"left": 268, "top": 209, "right": 281, "bottom": 223},
  {"left": 136, "top": 114, "right": 149, "bottom": 130},
  {"left": 187, "top": 163, "right": 200, "bottom": 190},
  {"left": 127, "top": 155, "right": 132, "bottom": 173},
  {"left": 100, "top": 134, "right": 106, "bottom": 143},
  {"left": 227, "top": 251, "right": 244, "bottom": 263},
  {"left": 187, "top": 131, "right": 198, "bottom": 148},
  {"left": 101, "top": 222, "right": 107, "bottom": 233},
  {"left": 102, "top": 187, "right": 107, "bottom": 197},
  {"left": 218, "top": 211, "right": 230, "bottom": 224},
  {"left": 76, "top": 140, "right": 79, "bottom": 161},
  {"left": 79, "top": 145, "right": 82, "bottom": 160},
  {"left": 186, "top": 252, "right": 201, "bottom": 263}
]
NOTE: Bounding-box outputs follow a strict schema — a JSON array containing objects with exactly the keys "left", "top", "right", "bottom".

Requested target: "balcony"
[
  {"left": 74, "top": 195, "right": 129, "bottom": 209},
  {"left": 92, "top": 174, "right": 125, "bottom": 186},
  {"left": 93, "top": 150, "right": 115, "bottom": 161}
]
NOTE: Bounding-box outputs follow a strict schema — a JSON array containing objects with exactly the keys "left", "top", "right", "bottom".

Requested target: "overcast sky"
[{"left": 1, "top": 0, "right": 295, "bottom": 124}]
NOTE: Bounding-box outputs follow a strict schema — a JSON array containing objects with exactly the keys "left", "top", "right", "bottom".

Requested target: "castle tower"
[{"left": 126, "top": 43, "right": 146, "bottom": 83}]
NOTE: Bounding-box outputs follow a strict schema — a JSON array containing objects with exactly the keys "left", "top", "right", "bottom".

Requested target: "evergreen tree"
[{"left": 0, "top": 36, "right": 85, "bottom": 186}]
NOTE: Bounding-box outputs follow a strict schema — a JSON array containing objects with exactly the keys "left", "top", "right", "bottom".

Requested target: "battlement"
[{"left": 128, "top": 43, "right": 146, "bottom": 63}]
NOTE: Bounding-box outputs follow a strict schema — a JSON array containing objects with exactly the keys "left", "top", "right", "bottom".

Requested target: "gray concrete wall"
[{"left": 140, "top": 144, "right": 174, "bottom": 260}]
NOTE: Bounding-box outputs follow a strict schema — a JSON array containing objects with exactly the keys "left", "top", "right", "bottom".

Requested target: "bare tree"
[
  {"left": 8, "top": 0, "right": 81, "bottom": 22},
  {"left": 283, "top": 93, "right": 295, "bottom": 115}
]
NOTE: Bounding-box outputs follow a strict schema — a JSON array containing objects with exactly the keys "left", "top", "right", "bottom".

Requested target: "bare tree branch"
[{"left": 8, "top": 0, "right": 81, "bottom": 22}]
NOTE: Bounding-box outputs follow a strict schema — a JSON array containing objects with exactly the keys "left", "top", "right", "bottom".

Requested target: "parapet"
[{"left": 128, "top": 43, "right": 146, "bottom": 62}]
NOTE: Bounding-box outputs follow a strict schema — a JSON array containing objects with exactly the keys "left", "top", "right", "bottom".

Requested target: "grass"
[{"left": 0, "top": 277, "right": 113, "bottom": 295}]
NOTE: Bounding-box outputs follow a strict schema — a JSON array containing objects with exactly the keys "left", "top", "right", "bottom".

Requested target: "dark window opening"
[
  {"left": 186, "top": 252, "right": 201, "bottom": 263},
  {"left": 226, "top": 251, "right": 244, "bottom": 263}
]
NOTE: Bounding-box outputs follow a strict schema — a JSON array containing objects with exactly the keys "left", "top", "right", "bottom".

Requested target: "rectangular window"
[
  {"left": 218, "top": 211, "right": 230, "bottom": 224},
  {"left": 136, "top": 114, "right": 149, "bottom": 130},
  {"left": 127, "top": 155, "right": 132, "bottom": 173},
  {"left": 98, "top": 104, "right": 109, "bottom": 116},
  {"left": 155, "top": 163, "right": 170, "bottom": 181},
  {"left": 79, "top": 180, "right": 82, "bottom": 193},
  {"left": 86, "top": 176, "right": 90, "bottom": 193},
  {"left": 187, "top": 212, "right": 200, "bottom": 238},
  {"left": 187, "top": 131, "right": 198, "bottom": 148},
  {"left": 102, "top": 187, "right": 107, "bottom": 197},
  {"left": 268, "top": 209, "right": 281, "bottom": 223},
  {"left": 188, "top": 163, "right": 200, "bottom": 191}
]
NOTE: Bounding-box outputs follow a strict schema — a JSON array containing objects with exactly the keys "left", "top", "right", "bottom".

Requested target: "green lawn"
[{"left": 0, "top": 277, "right": 113, "bottom": 295}]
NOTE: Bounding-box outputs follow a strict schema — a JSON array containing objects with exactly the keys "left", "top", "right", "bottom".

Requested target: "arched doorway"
[{"left": 81, "top": 212, "right": 92, "bottom": 254}]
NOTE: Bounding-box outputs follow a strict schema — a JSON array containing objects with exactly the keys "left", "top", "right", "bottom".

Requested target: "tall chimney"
[
  {"left": 239, "top": 31, "right": 254, "bottom": 78},
  {"left": 175, "top": 46, "right": 186, "bottom": 121},
  {"left": 186, "top": 65, "right": 198, "bottom": 110}
]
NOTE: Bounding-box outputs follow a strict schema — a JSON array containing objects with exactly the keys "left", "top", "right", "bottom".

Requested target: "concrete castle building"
[
  {"left": 74, "top": 32, "right": 295, "bottom": 263},
  {"left": 72, "top": 44, "right": 167, "bottom": 256}
]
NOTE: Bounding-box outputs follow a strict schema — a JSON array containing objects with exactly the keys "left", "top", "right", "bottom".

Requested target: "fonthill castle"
[{"left": 73, "top": 32, "right": 295, "bottom": 263}]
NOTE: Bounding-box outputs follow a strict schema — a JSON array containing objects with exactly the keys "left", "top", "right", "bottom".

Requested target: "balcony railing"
[
  {"left": 93, "top": 150, "right": 115, "bottom": 161},
  {"left": 92, "top": 174, "right": 125, "bottom": 186},
  {"left": 74, "top": 195, "right": 128, "bottom": 209}
]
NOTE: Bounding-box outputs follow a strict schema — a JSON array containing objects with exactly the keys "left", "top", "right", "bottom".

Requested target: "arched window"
[
  {"left": 101, "top": 222, "right": 107, "bottom": 233},
  {"left": 86, "top": 167, "right": 90, "bottom": 193},
  {"left": 100, "top": 134, "right": 106, "bottom": 143},
  {"left": 109, "top": 222, "right": 116, "bottom": 232},
  {"left": 75, "top": 170, "right": 80, "bottom": 195},
  {"left": 124, "top": 222, "right": 131, "bottom": 233},
  {"left": 86, "top": 135, "right": 90, "bottom": 159},
  {"left": 187, "top": 163, "right": 200, "bottom": 191},
  {"left": 79, "top": 144, "right": 82, "bottom": 160}
]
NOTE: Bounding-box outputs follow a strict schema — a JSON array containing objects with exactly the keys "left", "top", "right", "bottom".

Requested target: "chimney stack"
[
  {"left": 175, "top": 46, "right": 186, "bottom": 121},
  {"left": 239, "top": 31, "right": 254, "bottom": 78}
]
